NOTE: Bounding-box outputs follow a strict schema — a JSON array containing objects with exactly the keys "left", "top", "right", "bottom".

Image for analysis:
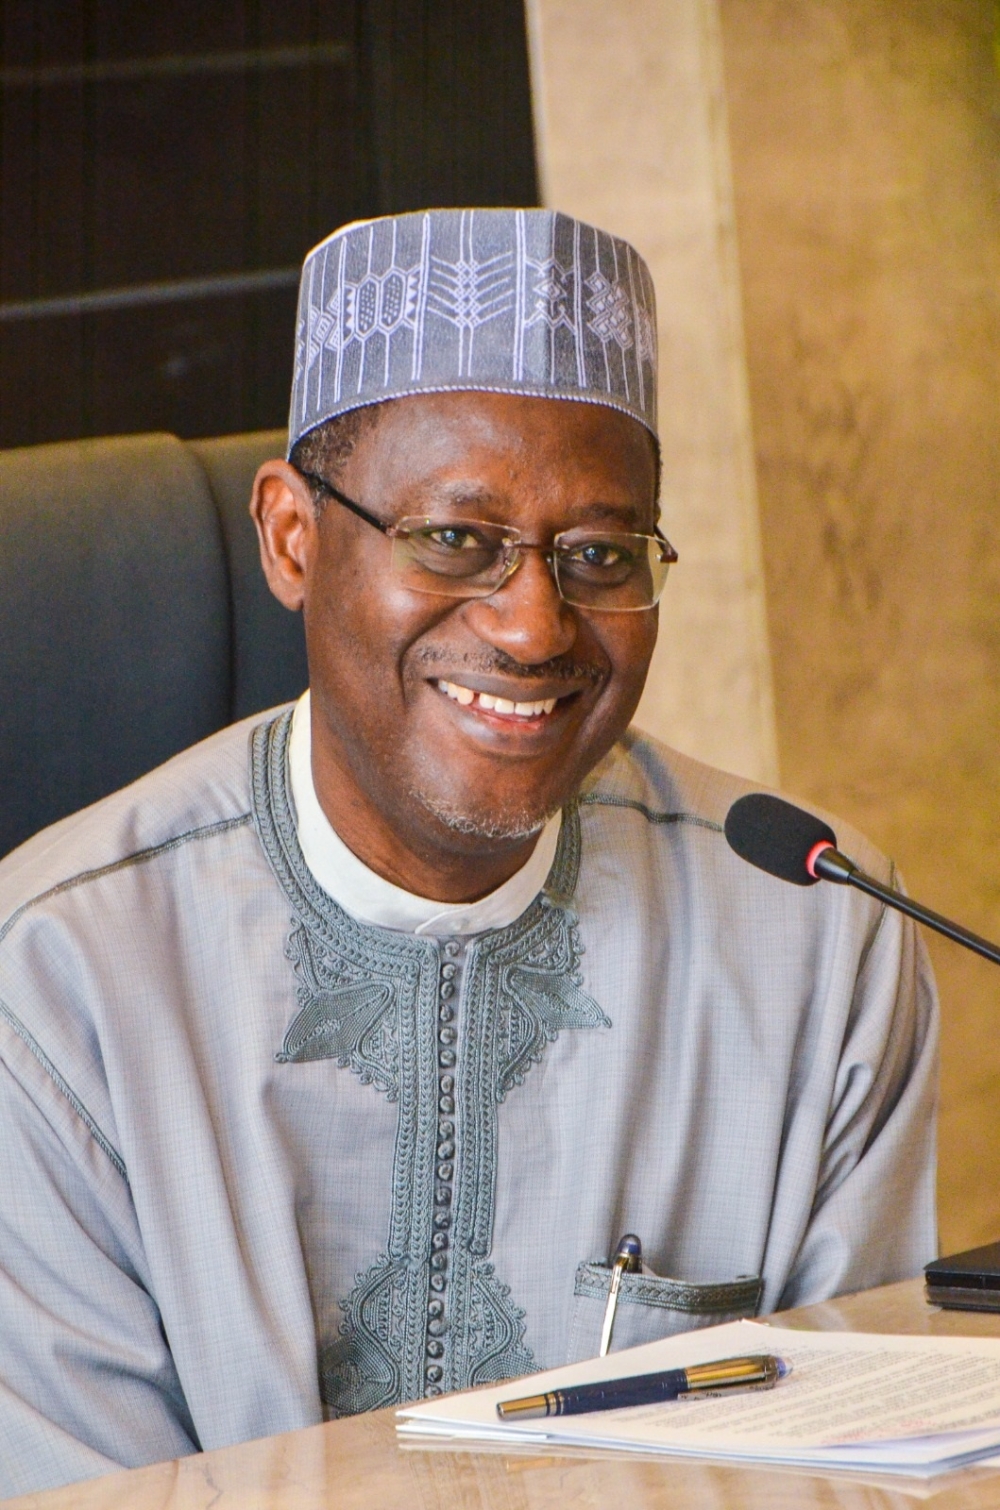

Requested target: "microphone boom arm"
[{"left": 813, "top": 847, "right": 1000, "bottom": 968}]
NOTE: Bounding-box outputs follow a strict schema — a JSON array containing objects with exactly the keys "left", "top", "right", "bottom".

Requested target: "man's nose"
[{"left": 461, "top": 548, "right": 577, "bottom": 665}]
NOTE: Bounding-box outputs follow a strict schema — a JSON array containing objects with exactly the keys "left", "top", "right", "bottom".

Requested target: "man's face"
[{"left": 300, "top": 391, "right": 659, "bottom": 854}]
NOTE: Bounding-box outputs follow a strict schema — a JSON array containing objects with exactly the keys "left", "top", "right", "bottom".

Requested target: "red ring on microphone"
[{"left": 805, "top": 840, "right": 834, "bottom": 880}]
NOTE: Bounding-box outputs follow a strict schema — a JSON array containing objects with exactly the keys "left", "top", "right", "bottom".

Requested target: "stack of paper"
[{"left": 397, "top": 1319, "right": 1000, "bottom": 1478}]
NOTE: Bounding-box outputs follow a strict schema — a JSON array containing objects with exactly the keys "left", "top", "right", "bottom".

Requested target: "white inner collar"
[{"left": 287, "top": 692, "right": 562, "bottom": 937}]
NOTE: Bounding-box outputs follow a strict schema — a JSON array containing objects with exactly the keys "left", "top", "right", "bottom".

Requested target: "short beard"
[{"left": 408, "top": 785, "right": 555, "bottom": 843}]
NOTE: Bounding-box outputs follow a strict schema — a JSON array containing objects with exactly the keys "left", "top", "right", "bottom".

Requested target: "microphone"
[{"left": 725, "top": 792, "right": 1000, "bottom": 968}]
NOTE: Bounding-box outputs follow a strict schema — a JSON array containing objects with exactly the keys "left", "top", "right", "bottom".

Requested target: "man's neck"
[
  {"left": 288, "top": 699, "right": 562, "bottom": 935},
  {"left": 305, "top": 697, "right": 546, "bottom": 903}
]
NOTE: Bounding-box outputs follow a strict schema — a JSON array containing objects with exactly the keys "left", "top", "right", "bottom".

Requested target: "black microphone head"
[{"left": 724, "top": 793, "right": 837, "bottom": 886}]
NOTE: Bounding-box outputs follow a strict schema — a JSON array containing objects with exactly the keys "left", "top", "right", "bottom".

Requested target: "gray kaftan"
[{"left": 0, "top": 708, "right": 937, "bottom": 1495}]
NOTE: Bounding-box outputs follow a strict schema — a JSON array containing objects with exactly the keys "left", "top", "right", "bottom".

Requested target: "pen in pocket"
[{"left": 599, "top": 1232, "right": 643, "bottom": 1356}]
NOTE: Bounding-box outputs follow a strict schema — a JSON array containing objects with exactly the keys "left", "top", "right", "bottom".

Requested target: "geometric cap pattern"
[{"left": 287, "top": 208, "right": 658, "bottom": 454}]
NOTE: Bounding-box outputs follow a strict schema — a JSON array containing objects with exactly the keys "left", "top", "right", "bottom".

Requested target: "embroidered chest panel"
[{"left": 251, "top": 712, "right": 610, "bottom": 1414}]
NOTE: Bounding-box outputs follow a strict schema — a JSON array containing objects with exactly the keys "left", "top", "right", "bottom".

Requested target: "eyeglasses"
[{"left": 295, "top": 468, "right": 678, "bottom": 612}]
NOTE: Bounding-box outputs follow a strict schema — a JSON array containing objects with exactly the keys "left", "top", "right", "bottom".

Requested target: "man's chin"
[{"left": 408, "top": 785, "right": 555, "bottom": 845}]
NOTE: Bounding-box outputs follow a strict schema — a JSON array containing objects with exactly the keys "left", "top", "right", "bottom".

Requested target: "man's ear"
[{"left": 249, "top": 460, "right": 317, "bottom": 612}]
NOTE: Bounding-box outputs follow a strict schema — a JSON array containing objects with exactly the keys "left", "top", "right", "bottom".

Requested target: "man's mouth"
[{"left": 436, "top": 679, "right": 560, "bottom": 718}]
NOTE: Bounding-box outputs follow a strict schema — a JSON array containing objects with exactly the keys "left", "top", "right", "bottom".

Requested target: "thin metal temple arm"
[{"left": 295, "top": 469, "right": 392, "bottom": 535}]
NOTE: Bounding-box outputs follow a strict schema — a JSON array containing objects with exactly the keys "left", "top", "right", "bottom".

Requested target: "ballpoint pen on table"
[
  {"left": 599, "top": 1232, "right": 642, "bottom": 1357},
  {"left": 497, "top": 1354, "right": 790, "bottom": 1420}
]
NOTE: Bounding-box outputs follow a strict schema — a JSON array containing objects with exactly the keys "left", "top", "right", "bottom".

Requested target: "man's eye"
[
  {"left": 426, "top": 527, "right": 481, "bottom": 551},
  {"left": 567, "top": 541, "right": 628, "bottom": 568}
]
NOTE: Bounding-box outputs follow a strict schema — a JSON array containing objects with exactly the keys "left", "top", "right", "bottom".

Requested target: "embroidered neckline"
[
  {"left": 250, "top": 708, "right": 582, "bottom": 948},
  {"left": 248, "top": 710, "right": 607, "bottom": 1414}
]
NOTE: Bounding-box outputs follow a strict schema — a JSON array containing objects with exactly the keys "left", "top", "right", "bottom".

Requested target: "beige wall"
[
  {"left": 530, "top": 0, "right": 1000, "bottom": 1254},
  {"left": 719, "top": 0, "right": 1000, "bottom": 1250},
  {"left": 526, "top": 0, "right": 779, "bottom": 784}
]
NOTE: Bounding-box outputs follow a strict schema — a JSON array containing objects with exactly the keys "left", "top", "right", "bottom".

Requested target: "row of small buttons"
[{"left": 425, "top": 937, "right": 462, "bottom": 1394}]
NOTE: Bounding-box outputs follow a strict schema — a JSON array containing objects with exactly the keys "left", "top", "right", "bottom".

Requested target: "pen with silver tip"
[{"left": 599, "top": 1232, "right": 642, "bottom": 1357}]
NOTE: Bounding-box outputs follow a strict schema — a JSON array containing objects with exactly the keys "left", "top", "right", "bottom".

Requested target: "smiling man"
[
  {"left": 260, "top": 387, "right": 663, "bottom": 904},
  {"left": 0, "top": 210, "right": 937, "bottom": 1495}
]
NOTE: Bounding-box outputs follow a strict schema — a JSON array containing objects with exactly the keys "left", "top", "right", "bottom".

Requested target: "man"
[{"left": 0, "top": 209, "right": 937, "bottom": 1495}]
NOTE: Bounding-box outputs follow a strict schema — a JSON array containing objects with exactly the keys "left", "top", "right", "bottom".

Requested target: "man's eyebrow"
[
  {"left": 563, "top": 499, "right": 659, "bottom": 534},
  {"left": 423, "top": 483, "right": 502, "bottom": 512},
  {"left": 576, "top": 500, "right": 646, "bottom": 525},
  {"left": 410, "top": 486, "right": 652, "bottom": 527}
]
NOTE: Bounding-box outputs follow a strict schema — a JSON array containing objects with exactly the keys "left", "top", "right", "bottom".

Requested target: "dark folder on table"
[{"left": 926, "top": 1241, "right": 1000, "bottom": 1312}]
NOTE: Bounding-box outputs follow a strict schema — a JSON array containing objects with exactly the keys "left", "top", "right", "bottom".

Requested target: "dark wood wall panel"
[
  {"left": 364, "top": 0, "right": 540, "bottom": 212},
  {"left": 0, "top": 0, "right": 536, "bottom": 449}
]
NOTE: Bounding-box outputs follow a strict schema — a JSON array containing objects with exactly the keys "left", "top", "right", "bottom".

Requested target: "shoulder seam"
[
  {"left": 0, "top": 812, "right": 253, "bottom": 949},
  {"left": 0, "top": 997, "right": 127, "bottom": 1181},
  {"left": 579, "top": 793, "right": 722, "bottom": 832}
]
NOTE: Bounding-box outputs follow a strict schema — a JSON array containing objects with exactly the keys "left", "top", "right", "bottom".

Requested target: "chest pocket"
[{"left": 568, "top": 1261, "right": 763, "bottom": 1362}]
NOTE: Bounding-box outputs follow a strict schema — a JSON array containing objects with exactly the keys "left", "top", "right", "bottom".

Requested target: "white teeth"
[
  {"left": 437, "top": 680, "right": 560, "bottom": 717},
  {"left": 438, "top": 680, "right": 475, "bottom": 705}
]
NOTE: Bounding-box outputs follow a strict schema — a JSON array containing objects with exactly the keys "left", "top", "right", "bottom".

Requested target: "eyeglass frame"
[{"left": 292, "top": 466, "right": 678, "bottom": 612}]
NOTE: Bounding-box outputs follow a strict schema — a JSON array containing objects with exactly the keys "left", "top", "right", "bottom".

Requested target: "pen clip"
[{"left": 598, "top": 1233, "right": 642, "bottom": 1358}]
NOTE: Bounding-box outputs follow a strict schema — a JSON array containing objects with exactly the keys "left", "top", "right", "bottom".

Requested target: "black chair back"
[{"left": 0, "top": 429, "right": 307, "bottom": 859}]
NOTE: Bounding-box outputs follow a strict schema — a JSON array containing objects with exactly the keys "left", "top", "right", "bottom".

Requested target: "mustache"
[{"left": 414, "top": 647, "right": 604, "bottom": 684}]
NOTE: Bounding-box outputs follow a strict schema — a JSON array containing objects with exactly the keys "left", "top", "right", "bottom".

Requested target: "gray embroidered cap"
[{"left": 288, "top": 207, "right": 658, "bottom": 455}]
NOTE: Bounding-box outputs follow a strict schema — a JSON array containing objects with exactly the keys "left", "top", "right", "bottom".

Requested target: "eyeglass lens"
[{"left": 389, "top": 518, "right": 672, "bottom": 611}]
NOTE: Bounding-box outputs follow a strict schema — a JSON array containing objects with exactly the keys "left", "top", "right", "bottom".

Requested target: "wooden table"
[{"left": 8, "top": 1278, "right": 1000, "bottom": 1510}]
